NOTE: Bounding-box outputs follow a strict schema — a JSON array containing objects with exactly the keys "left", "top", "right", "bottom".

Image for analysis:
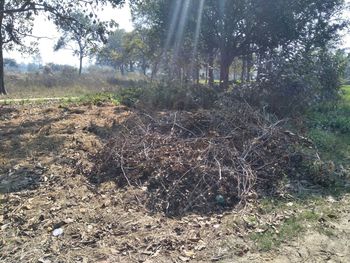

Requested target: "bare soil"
[{"left": 1, "top": 103, "right": 349, "bottom": 263}]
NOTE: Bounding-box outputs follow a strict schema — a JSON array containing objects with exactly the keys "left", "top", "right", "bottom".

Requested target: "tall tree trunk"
[
  {"left": 205, "top": 63, "right": 208, "bottom": 84},
  {"left": 151, "top": 62, "right": 158, "bottom": 80},
  {"left": 0, "top": 1, "right": 6, "bottom": 95},
  {"left": 246, "top": 53, "right": 252, "bottom": 82},
  {"left": 219, "top": 52, "right": 231, "bottom": 89},
  {"left": 129, "top": 62, "right": 134, "bottom": 72},
  {"left": 142, "top": 58, "right": 147, "bottom": 76},
  {"left": 241, "top": 56, "right": 246, "bottom": 83},
  {"left": 257, "top": 52, "right": 264, "bottom": 80},
  {"left": 232, "top": 59, "right": 237, "bottom": 82},
  {"left": 78, "top": 54, "right": 83, "bottom": 75},
  {"left": 0, "top": 39, "right": 5, "bottom": 95},
  {"left": 208, "top": 52, "right": 214, "bottom": 87}
]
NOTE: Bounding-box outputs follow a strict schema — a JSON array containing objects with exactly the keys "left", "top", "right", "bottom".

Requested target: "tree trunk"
[
  {"left": 151, "top": 62, "right": 158, "bottom": 80},
  {"left": 208, "top": 52, "right": 214, "bottom": 87},
  {"left": 196, "top": 64, "right": 200, "bottom": 84},
  {"left": 246, "top": 52, "right": 253, "bottom": 81},
  {"left": 233, "top": 59, "right": 237, "bottom": 82},
  {"left": 205, "top": 63, "right": 208, "bottom": 84},
  {"left": 241, "top": 56, "right": 246, "bottom": 83},
  {"left": 78, "top": 54, "right": 83, "bottom": 75},
  {"left": 220, "top": 52, "right": 232, "bottom": 89},
  {"left": 257, "top": 52, "right": 263, "bottom": 80},
  {"left": 142, "top": 58, "right": 147, "bottom": 76},
  {"left": 0, "top": 1, "right": 6, "bottom": 95},
  {"left": 129, "top": 62, "right": 134, "bottom": 72}
]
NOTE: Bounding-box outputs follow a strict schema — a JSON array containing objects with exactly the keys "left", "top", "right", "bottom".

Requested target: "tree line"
[{"left": 1, "top": 0, "right": 348, "bottom": 100}]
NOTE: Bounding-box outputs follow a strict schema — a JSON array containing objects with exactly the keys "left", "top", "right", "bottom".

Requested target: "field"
[{"left": 0, "top": 85, "right": 350, "bottom": 262}]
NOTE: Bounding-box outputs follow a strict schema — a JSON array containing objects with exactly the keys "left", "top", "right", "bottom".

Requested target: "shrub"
[
  {"left": 233, "top": 50, "right": 344, "bottom": 117},
  {"left": 117, "top": 81, "right": 219, "bottom": 110},
  {"left": 141, "top": 81, "right": 218, "bottom": 110}
]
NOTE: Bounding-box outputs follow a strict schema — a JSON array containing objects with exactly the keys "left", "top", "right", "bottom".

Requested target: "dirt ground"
[{"left": 1, "top": 102, "right": 349, "bottom": 263}]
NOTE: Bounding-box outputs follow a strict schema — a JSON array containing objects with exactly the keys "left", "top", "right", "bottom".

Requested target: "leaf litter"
[{"left": 0, "top": 102, "right": 349, "bottom": 262}]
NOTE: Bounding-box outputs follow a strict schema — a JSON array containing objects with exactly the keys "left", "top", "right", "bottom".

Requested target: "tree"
[
  {"left": 4, "top": 58, "right": 18, "bottom": 69},
  {"left": 54, "top": 11, "right": 115, "bottom": 75},
  {"left": 96, "top": 29, "right": 127, "bottom": 74},
  {"left": 130, "top": 0, "right": 346, "bottom": 88},
  {"left": 0, "top": 0, "right": 124, "bottom": 95},
  {"left": 122, "top": 30, "right": 152, "bottom": 75}
]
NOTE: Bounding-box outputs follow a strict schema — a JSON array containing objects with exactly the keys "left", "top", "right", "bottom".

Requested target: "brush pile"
[{"left": 89, "top": 103, "right": 308, "bottom": 216}]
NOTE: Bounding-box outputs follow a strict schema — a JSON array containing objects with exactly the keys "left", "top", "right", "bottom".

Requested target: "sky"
[
  {"left": 4, "top": 2, "right": 134, "bottom": 67},
  {"left": 4, "top": 1, "right": 350, "bottom": 67}
]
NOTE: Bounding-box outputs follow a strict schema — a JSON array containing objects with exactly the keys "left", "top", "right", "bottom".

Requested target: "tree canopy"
[{"left": 130, "top": 0, "right": 346, "bottom": 88}]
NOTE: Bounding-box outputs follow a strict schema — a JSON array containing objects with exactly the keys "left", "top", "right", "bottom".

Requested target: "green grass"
[
  {"left": 249, "top": 196, "right": 341, "bottom": 252},
  {"left": 0, "top": 92, "right": 121, "bottom": 107},
  {"left": 342, "top": 85, "right": 350, "bottom": 103},
  {"left": 75, "top": 92, "right": 120, "bottom": 105},
  {"left": 306, "top": 85, "right": 350, "bottom": 164},
  {"left": 251, "top": 216, "right": 304, "bottom": 251}
]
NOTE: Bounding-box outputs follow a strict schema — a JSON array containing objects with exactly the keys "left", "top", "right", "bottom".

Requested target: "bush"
[
  {"left": 308, "top": 107, "right": 350, "bottom": 134},
  {"left": 142, "top": 81, "right": 218, "bottom": 110},
  {"left": 233, "top": 50, "right": 344, "bottom": 117},
  {"left": 117, "top": 81, "right": 219, "bottom": 110}
]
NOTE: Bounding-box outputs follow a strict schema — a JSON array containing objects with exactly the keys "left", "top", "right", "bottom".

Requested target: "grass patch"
[
  {"left": 251, "top": 216, "right": 305, "bottom": 251},
  {"left": 342, "top": 85, "right": 350, "bottom": 103},
  {"left": 250, "top": 194, "right": 345, "bottom": 252},
  {"left": 75, "top": 93, "right": 120, "bottom": 105},
  {"left": 306, "top": 85, "right": 350, "bottom": 164}
]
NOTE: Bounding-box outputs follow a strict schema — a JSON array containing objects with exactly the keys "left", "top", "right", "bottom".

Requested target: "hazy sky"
[{"left": 4, "top": 1, "right": 350, "bottom": 67}]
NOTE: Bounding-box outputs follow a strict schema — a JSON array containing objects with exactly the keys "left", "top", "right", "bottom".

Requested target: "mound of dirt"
[{"left": 88, "top": 103, "right": 311, "bottom": 216}]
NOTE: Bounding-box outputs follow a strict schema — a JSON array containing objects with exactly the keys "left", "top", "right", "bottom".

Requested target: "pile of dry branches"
[{"left": 89, "top": 103, "right": 305, "bottom": 216}]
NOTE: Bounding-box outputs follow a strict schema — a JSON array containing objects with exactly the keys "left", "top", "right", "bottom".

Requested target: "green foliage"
[
  {"left": 306, "top": 86, "right": 350, "bottom": 163},
  {"left": 238, "top": 49, "right": 346, "bottom": 116},
  {"left": 113, "top": 81, "right": 219, "bottom": 110},
  {"left": 130, "top": 0, "right": 346, "bottom": 88},
  {"left": 137, "top": 81, "right": 219, "bottom": 110},
  {"left": 342, "top": 85, "right": 350, "bottom": 103},
  {"left": 97, "top": 29, "right": 127, "bottom": 71},
  {"left": 77, "top": 93, "right": 120, "bottom": 105},
  {"left": 117, "top": 86, "right": 144, "bottom": 107}
]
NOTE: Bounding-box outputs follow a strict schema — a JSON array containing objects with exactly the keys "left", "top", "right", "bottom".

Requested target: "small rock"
[
  {"left": 1, "top": 223, "right": 10, "bottom": 231},
  {"left": 327, "top": 196, "right": 336, "bottom": 203},
  {"left": 52, "top": 228, "right": 64, "bottom": 237},
  {"left": 195, "top": 244, "right": 206, "bottom": 251},
  {"left": 63, "top": 218, "right": 74, "bottom": 224},
  {"left": 179, "top": 256, "right": 190, "bottom": 262},
  {"left": 182, "top": 250, "right": 195, "bottom": 257}
]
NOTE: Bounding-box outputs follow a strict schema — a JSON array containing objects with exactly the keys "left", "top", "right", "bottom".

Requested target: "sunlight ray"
[
  {"left": 191, "top": 0, "right": 205, "bottom": 72},
  {"left": 164, "top": 0, "right": 183, "bottom": 52},
  {"left": 173, "top": 0, "right": 191, "bottom": 59}
]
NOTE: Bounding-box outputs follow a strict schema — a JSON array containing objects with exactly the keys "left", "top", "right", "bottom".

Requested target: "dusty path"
[{"left": 1, "top": 103, "right": 349, "bottom": 263}]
